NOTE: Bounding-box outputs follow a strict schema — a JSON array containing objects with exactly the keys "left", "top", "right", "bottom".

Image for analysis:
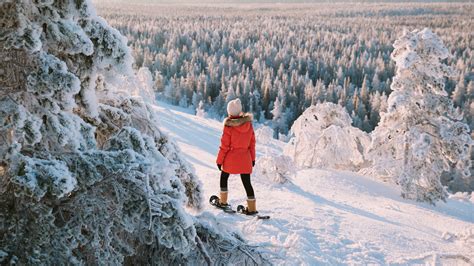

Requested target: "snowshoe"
[
  {"left": 209, "top": 195, "right": 236, "bottom": 213},
  {"left": 237, "top": 205, "right": 270, "bottom": 219}
]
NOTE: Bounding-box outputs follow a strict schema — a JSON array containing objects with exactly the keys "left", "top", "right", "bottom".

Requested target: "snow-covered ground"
[{"left": 152, "top": 101, "right": 474, "bottom": 265}]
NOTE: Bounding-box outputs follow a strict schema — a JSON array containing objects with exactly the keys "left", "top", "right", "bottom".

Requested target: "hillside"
[{"left": 153, "top": 101, "right": 474, "bottom": 265}]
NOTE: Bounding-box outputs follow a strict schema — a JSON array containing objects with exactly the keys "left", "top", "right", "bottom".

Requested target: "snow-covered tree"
[
  {"left": 364, "top": 28, "right": 473, "bottom": 203},
  {"left": 284, "top": 103, "right": 370, "bottom": 170},
  {"left": 137, "top": 67, "right": 156, "bottom": 102},
  {"left": 179, "top": 94, "right": 189, "bottom": 107},
  {"left": 451, "top": 74, "right": 466, "bottom": 107},
  {"left": 210, "top": 90, "right": 226, "bottom": 118},
  {"left": 271, "top": 97, "right": 284, "bottom": 138},
  {"left": 360, "top": 75, "right": 370, "bottom": 103},
  {"left": 163, "top": 78, "right": 176, "bottom": 102},
  {"left": 0, "top": 1, "right": 265, "bottom": 264},
  {"left": 191, "top": 91, "right": 203, "bottom": 109},
  {"left": 225, "top": 81, "right": 236, "bottom": 103},
  {"left": 196, "top": 100, "right": 206, "bottom": 117},
  {"left": 154, "top": 71, "right": 165, "bottom": 92}
]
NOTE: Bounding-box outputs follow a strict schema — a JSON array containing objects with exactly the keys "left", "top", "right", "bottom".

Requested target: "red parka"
[{"left": 216, "top": 113, "right": 256, "bottom": 174}]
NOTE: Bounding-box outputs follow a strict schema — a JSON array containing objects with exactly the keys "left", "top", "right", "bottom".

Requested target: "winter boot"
[
  {"left": 218, "top": 191, "right": 229, "bottom": 207},
  {"left": 244, "top": 199, "right": 258, "bottom": 215}
]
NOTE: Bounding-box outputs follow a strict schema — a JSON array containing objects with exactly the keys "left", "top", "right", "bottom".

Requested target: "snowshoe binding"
[
  {"left": 237, "top": 205, "right": 270, "bottom": 219},
  {"left": 209, "top": 195, "right": 236, "bottom": 213}
]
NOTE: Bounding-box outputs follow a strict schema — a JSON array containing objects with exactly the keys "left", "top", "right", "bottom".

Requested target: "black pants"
[{"left": 220, "top": 171, "right": 255, "bottom": 199}]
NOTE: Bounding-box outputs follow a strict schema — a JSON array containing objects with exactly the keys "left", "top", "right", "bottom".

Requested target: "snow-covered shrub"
[
  {"left": 254, "top": 155, "right": 295, "bottom": 184},
  {"left": 255, "top": 125, "right": 286, "bottom": 153},
  {"left": 363, "top": 28, "right": 473, "bottom": 203},
  {"left": 253, "top": 125, "right": 295, "bottom": 183},
  {"left": 0, "top": 1, "right": 264, "bottom": 264},
  {"left": 284, "top": 102, "right": 371, "bottom": 170},
  {"left": 255, "top": 125, "right": 275, "bottom": 145}
]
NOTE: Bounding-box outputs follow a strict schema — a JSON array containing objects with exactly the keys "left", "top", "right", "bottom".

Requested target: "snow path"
[{"left": 153, "top": 102, "right": 474, "bottom": 265}]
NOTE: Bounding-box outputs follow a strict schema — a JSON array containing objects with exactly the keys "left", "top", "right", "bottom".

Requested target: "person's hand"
[
  {"left": 217, "top": 164, "right": 222, "bottom": 171},
  {"left": 252, "top": 161, "right": 255, "bottom": 167}
]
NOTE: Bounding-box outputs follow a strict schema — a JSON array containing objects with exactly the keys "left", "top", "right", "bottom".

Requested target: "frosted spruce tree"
[
  {"left": 364, "top": 28, "right": 472, "bottom": 203},
  {"left": 136, "top": 66, "right": 156, "bottom": 103},
  {"left": 196, "top": 100, "right": 206, "bottom": 117},
  {"left": 284, "top": 102, "right": 371, "bottom": 170},
  {"left": 0, "top": 0, "right": 266, "bottom": 264}
]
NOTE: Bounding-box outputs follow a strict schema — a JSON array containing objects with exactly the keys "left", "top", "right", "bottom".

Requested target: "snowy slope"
[{"left": 152, "top": 101, "right": 474, "bottom": 265}]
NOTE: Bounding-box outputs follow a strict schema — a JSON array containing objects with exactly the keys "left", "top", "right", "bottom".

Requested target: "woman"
[{"left": 216, "top": 98, "right": 257, "bottom": 215}]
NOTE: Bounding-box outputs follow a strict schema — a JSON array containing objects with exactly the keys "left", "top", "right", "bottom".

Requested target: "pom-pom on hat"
[{"left": 227, "top": 98, "right": 242, "bottom": 116}]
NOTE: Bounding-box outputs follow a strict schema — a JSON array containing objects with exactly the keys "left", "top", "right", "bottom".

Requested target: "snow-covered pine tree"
[
  {"left": 154, "top": 71, "right": 165, "bottom": 92},
  {"left": 164, "top": 77, "right": 176, "bottom": 103},
  {"left": 284, "top": 102, "right": 370, "bottom": 170},
  {"left": 451, "top": 74, "right": 466, "bottom": 107},
  {"left": 0, "top": 1, "right": 265, "bottom": 264},
  {"left": 196, "top": 100, "right": 206, "bottom": 117},
  {"left": 137, "top": 67, "right": 156, "bottom": 102},
  {"left": 364, "top": 28, "right": 473, "bottom": 203},
  {"left": 271, "top": 97, "right": 283, "bottom": 138},
  {"left": 225, "top": 81, "right": 236, "bottom": 106},
  {"left": 191, "top": 91, "right": 203, "bottom": 110}
]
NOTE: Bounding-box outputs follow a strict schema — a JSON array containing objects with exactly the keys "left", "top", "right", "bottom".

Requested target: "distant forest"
[{"left": 96, "top": 3, "right": 473, "bottom": 137}]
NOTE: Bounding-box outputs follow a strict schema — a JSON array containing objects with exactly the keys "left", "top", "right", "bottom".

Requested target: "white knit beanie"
[{"left": 227, "top": 98, "right": 242, "bottom": 116}]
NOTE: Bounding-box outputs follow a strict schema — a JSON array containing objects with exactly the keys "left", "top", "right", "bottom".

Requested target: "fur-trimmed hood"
[{"left": 223, "top": 113, "right": 253, "bottom": 128}]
